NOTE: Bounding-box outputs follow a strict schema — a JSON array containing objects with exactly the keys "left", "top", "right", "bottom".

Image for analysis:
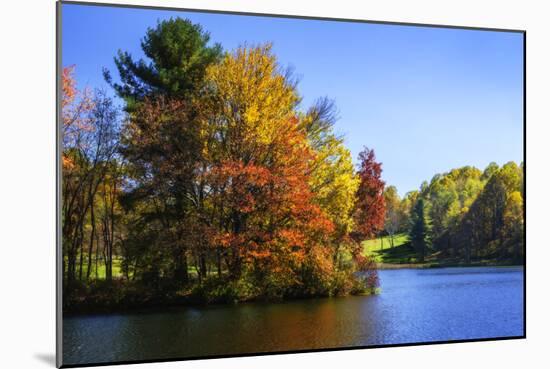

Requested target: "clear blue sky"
[{"left": 62, "top": 3, "right": 524, "bottom": 196}]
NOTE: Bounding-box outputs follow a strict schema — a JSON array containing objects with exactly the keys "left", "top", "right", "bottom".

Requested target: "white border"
[{"left": 1, "top": 1, "right": 549, "bottom": 369}]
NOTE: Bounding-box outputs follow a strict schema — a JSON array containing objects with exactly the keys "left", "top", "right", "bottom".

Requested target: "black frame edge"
[
  {"left": 59, "top": 0, "right": 526, "bottom": 33},
  {"left": 56, "top": 1, "right": 64, "bottom": 368}
]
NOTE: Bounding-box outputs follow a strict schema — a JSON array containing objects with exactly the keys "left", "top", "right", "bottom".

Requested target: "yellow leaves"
[
  {"left": 305, "top": 124, "right": 359, "bottom": 238},
  {"left": 205, "top": 44, "right": 299, "bottom": 147},
  {"left": 504, "top": 191, "right": 523, "bottom": 223},
  {"left": 244, "top": 105, "right": 259, "bottom": 124}
]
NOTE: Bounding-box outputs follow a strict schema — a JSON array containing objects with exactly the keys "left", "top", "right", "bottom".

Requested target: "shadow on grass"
[{"left": 373, "top": 242, "right": 419, "bottom": 264}]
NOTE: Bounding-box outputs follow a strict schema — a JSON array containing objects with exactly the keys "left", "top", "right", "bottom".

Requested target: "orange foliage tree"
[{"left": 207, "top": 116, "right": 335, "bottom": 295}]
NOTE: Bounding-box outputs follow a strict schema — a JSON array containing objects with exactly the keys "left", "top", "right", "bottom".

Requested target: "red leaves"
[
  {"left": 208, "top": 161, "right": 271, "bottom": 215},
  {"left": 205, "top": 116, "right": 335, "bottom": 272},
  {"left": 353, "top": 147, "right": 386, "bottom": 240}
]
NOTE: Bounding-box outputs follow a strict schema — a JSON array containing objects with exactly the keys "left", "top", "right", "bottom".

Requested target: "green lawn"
[
  {"left": 76, "top": 257, "right": 125, "bottom": 280},
  {"left": 75, "top": 257, "right": 225, "bottom": 281},
  {"left": 363, "top": 233, "right": 420, "bottom": 264},
  {"left": 363, "top": 233, "right": 408, "bottom": 253}
]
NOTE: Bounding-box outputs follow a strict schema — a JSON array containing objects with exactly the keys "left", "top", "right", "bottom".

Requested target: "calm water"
[{"left": 63, "top": 266, "right": 524, "bottom": 365}]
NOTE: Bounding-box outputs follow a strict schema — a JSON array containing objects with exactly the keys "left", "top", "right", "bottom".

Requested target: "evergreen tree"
[
  {"left": 104, "top": 17, "right": 223, "bottom": 110},
  {"left": 409, "top": 198, "right": 432, "bottom": 262}
]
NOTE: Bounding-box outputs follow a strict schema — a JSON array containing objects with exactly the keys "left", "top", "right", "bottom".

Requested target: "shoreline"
[
  {"left": 63, "top": 263, "right": 523, "bottom": 316},
  {"left": 376, "top": 261, "right": 524, "bottom": 270},
  {"left": 63, "top": 290, "right": 378, "bottom": 317}
]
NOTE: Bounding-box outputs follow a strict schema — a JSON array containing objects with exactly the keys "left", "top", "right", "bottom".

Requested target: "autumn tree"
[
  {"left": 301, "top": 97, "right": 359, "bottom": 266},
  {"left": 202, "top": 45, "right": 339, "bottom": 295},
  {"left": 118, "top": 96, "right": 203, "bottom": 285},
  {"left": 352, "top": 147, "right": 386, "bottom": 241},
  {"left": 62, "top": 67, "right": 121, "bottom": 291},
  {"left": 62, "top": 65, "right": 93, "bottom": 288}
]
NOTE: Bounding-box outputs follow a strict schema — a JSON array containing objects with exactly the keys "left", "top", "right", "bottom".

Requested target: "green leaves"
[
  {"left": 452, "top": 162, "right": 524, "bottom": 262},
  {"left": 106, "top": 18, "right": 223, "bottom": 109},
  {"left": 407, "top": 161, "right": 524, "bottom": 263}
]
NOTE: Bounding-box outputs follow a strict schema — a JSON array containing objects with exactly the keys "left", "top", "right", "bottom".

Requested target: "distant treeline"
[{"left": 383, "top": 162, "right": 524, "bottom": 264}]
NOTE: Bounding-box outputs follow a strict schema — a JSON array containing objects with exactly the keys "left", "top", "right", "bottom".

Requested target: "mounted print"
[{"left": 57, "top": 1, "right": 525, "bottom": 367}]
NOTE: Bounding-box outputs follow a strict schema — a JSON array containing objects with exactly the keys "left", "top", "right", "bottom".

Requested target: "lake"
[{"left": 63, "top": 266, "right": 524, "bottom": 365}]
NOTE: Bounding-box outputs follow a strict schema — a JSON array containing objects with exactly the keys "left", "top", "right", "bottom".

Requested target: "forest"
[
  {"left": 379, "top": 162, "right": 524, "bottom": 265},
  {"left": 61, "top": 18, "right": 524, "bottom": 312}
]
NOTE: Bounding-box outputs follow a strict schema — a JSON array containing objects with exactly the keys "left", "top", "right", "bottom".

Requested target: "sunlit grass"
[
  {"left": 362, "top": 233, "right": 418, "bottom": 264},
  {"left": 75, "top": 257, "right": 125, "bottom": 280},
  {"left": 363, "top": 233, "right": 408, "bottom": 253}
]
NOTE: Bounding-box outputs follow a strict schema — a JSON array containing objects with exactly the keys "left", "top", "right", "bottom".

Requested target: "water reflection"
[{"left": 64, "top": 266, "right": 524, "bottom": 365}]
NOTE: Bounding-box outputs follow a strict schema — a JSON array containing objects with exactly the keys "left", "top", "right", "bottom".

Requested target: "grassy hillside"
[{"left": 362, "top": 233, "right": 420, "bottom": 264}]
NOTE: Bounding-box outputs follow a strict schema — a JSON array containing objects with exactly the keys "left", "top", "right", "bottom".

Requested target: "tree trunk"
[
  {"left": 174, "top": 251, "right": 189, "bottom": 284},
  {"left": 200, "top": 254, "right": 207, "bottom": 279},
  {"left": 86, "top": 203, "right": 96, "bottom": 280},
  {"left": 94, "top": 230, "right": 100, "bottom": 279},
  {"left": 216, "top": 248, "right": 222, "bottom": 277}
]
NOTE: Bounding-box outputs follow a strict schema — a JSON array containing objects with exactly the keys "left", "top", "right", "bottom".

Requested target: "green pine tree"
[
  {"left": 103, "top": 17, "right": 223, "bottom": 110},
  {"left": 409, "top": 198, "right": 432, "bottom": 262}
]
